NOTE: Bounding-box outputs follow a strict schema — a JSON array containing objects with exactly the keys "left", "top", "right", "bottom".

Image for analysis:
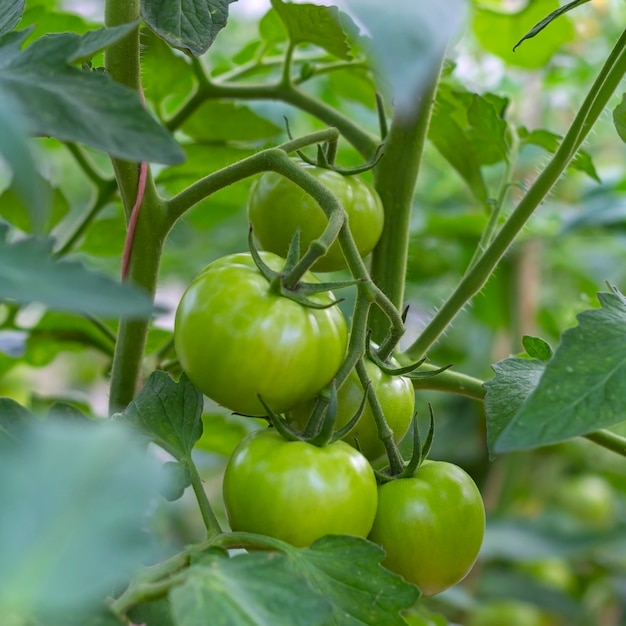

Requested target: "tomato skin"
[
  {"left": 287, "top": 358, "right": 415, "bottom": 461},
  {"left": 223, "top": 429, "right": 379, "bottom": 547},
  {"left": 368, "top": 461, "right": 485, "bottom": 596},
  {"left": 174, "top": 252, "right": 348, "bottom": 416},
  {"left": 248, "top": 160, "right": 384, "bottom": 272}
]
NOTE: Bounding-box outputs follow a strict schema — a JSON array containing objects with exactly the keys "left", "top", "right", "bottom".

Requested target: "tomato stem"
[{"left": 185, "top": 457, "right": 223, "bottom": 538}]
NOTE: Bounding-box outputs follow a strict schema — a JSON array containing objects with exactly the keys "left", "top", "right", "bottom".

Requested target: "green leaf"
[
  {"left": 483, "top": 357, "right": 545, "bottom": 455},
  {"left": 67, "top": 22, "right": 138, "bottom": 64},
  {"left": 0, "top": 226, "right": 154, "bottom": 319},
  {"left": 128, "top": 598, "right": 175, "bottom": 626},
  {"left": 342, "top": 0, "right": 466, "bottom": 112},
  {"left": 160, "top": 460, "right": 192, "bottom": 501},
  {"left": 120, "top": 370, "right": 203, "bottom": 460},
  {"left": 0, "top": 0, "right": 23, "bottom": 36},
  {"left": 522, "top": 335, "right": 553, "bottom": 362},
  {"left": 612, "top": 93, "right": 626, "bottom": 145},
  {"left": 287, "top": 535, "right": 420, "bottom": 625},
  {"left": 259, "top": 8, "right": 287, "bottom": 46},
  {"left": 181, "top": 101, "right": 282, "bottom": 142},
  {"left": 0, "top": 98, "right": 50, "bottom": 233},
  {"left": 141, "top": 0, "right": 236, "bottom": 57},
  {"left": 512, "top": 0, "right": 591, "bottom": 52},
  {"left": 0, "top": 397, "right": 34, "bottom": 442},
  {"left": 518, "top": 127, "right": 600, "bottom": 181},
  {"left": 0, "top": 29, "right": 184, "bottom": 164},
  {"left": 0, "top": 420, "right": 163, "bottom": 616},
  {"left": 271, "top": 0, "right": 352, "bottom": 60},
  {"left": 0, "top": 183, "right": 69, "bottom": 233},
  {"left": 170, "top": 551, "right": 332, "bottom": 626},
  {"left": 473, "top": 0, "right": 575, "bottom": 69},
  {"left": 494, "top": 290, "right": 626, "bottom": 452}
]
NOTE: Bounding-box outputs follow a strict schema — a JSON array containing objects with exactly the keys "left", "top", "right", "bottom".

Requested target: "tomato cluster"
[{"left": 174, "top": 163, "right": 485, "bottom": 597}]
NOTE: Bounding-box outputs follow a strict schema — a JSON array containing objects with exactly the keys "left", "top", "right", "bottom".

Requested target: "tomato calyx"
[
  {"left": 248, "top": 226, "right": 358, "bottom": 309},
  {"left": 258, "top": 380, "right": 369, "bottom": 448},
  {"left": 375, "top": 407, "right": 435, "bottom": 483},
  {"left": 366, "top": 338, "right": 453, "bottom": 380},
  {"left": 296, "top": 142, "right": 385, "bottom": 176}
]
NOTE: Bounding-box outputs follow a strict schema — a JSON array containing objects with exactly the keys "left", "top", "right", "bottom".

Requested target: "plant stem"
[
  {"left": 185, "top": 456, "right": 223, "bottom": 538},
  {"left": 368, "top": 60, "right": 442, "bottom": 350},
  {"left": 584, "top": 430, "right": 626, "bottom": 457},
  {"left": 406, "top": 28, "right": 626, "bottom": 360}
]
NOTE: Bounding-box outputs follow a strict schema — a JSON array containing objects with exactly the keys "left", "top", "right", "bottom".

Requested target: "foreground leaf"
[
  {"left": 0, "top": 398, "right": 34, "bottom": 442},
  {"left": 0, "top": 29, "right": 183, "bottom": 164},
  {"left": 0, "top": 420, "right": 163, "bottom": 616},
  {"left": 141, "top": 0, "right": 236, "bottom": 57},
  {"left": 489, "top": 290, "right": 626, "bottom": 453},
  {"left": 170, "top": 551, "right": 332, "bottom": 626},
  {"left": 120, "top": 370, "right": 203, "bottom": 459},
  {"left": 288, "top": 535, "right": 420, "bottom": 625},
  {"left": 0, "top": 0, "right": 23, "bottom": 36},
  {"left": 0, "top": 226, "right": 154, "bottom": 319}
]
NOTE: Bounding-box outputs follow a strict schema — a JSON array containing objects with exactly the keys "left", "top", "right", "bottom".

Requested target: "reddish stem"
[{"left": 121, "top": 160, "right": 148, "bottom": 280}]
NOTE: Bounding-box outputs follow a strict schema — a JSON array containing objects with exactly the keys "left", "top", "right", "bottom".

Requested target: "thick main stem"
[{"left": 368, "top": 62, "right": 442, "bottom": 348}]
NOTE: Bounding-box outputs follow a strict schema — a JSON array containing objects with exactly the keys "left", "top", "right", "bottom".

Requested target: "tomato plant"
[
  {"left": 287, "top": 356, "right": 415, "bottom": 461},
  {"left": 174, "top": 251, "right": 348, "bottom": 416},
  {"left": 368, "top": 461, "right": 486, "bottom": 596},
  {"left": 222, "top": 428, "right": 378, "bottom": 547},
  {"left": 248, "top": 159, "right": 384, "bottom": 272}
]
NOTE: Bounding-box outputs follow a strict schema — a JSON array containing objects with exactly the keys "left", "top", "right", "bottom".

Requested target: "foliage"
[{"left": 1, "top": 0, "right": 626, "bottom": 624}]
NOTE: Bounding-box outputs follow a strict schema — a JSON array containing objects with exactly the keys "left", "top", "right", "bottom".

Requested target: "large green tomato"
[
  {"left": 174, "top": 252, "right": 348, "bottom": 416},
  {"left": 287, "top": 358, "right": 414, "bottom": 461},
  {"left": 368, "top": 461, "right": 485, "bottom": 596},
  {"left": 223, "top": 428, "right": 378, "bottom": 547},
  {"left": 248, "top": 160, "right": 384, "bottom": 272}
]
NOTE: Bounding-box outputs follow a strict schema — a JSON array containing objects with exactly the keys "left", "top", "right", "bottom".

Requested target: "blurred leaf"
[
  {"left": 0, "top": 226, "right": 154, "bottom": 319},
  {"left": 271, "top": 0, "right": 352, "bottom": 60},
  {"left": 77, "top": 213, "right": 126, "bottom": 258},
  {"left": 492, "top": 289, "right": 626, "bottom": 452},
  {"left": 429, "top": 84, "right": 509, "bottom": 204},
  {"left": 518, "top": 127, "right": 599, "bottom": 181},
  {"left": 259, "top": 8, "right": 287, "bottom": 46},
  {"left": 513, "top": 0, "right": 591, "bottom": 52},
  {"left": 160, "top": 460, "right": 192, "bottom": 502},
  {"left": 0, "top": 397, "right": 34, "bottom": 442},
  {"left": 484, "top": 357, "right": 544, "bottom": 455},
  {"left": 473, "top": 0, "right": 575, "bottom": 69},
  {"left": 341, "top": 0, "right": 466, "bottom": 113},
  {"left": 0, "top": 420, "right": 163, "bottom": 616},
  {"left": 171, "top": 551, "right": 332, "bottom": 626},
  {"left": 128, "top": 598, "right": 175, "bottom": 626},
  {"left": 287, "top": 535, "right": 420, "bottom": 625},
  {"left": 68, "top": 22, "right": 138, "bottom": 64},
  {"left": 140, "top": 28, "right": 194, "bottom": 113},
  {"left": 0, "top": 29, "right": 184, "bottom": 164},
  {"left": 0, "top": 0, "right": 23, "bottom": 36},
  {"left": 46, "top": 401, "right": 93, "bottom": 424},
  {"left": 0, "top": 184, "right": 69, "bottom": 233},
  {"left": 182, "top": 101, "right": 282, "bottom": 142},
  {"left": 0, "top": 98, "right": 50, "bottom": 233},
  {"left": 120, "top": 370, "right": 203, "bottom": 460},
  {"left": 195, "top": 413, "right": 249, "bottom": 456},
  {"left": 613, "top": 93, "right": 626, "bottom": 146},
  {"left": 141, "top": 0, "right": 236, "bottom": 57},
  {"left": 522, "top": 335, "right": 553, "bottom": 361}
]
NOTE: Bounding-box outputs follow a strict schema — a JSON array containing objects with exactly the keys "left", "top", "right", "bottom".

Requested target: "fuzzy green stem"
[
  {"left": 185, "top": 457, "right": 223, "bottom": 538},
  {"left": 584, "top": 430, "right": 626, "bottom": 457},
  {"left": 406, "top": 28, "right": 626, "bottom": 360},
  {"left": 368, "top": 62, "right": 442, "bottom": 351}
]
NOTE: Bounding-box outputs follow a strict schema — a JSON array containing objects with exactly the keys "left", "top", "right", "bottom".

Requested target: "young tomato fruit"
[
  {"left": 368, "top": 460, "right": 485, "bottom": 596},
  {"left": 223, "top": 429, "right": 378, "bottom": 547},
  {"left": 174, "top": 251, "right": 348, "bottom": 416},
  {"left": 248, "top": 159, "right": 384, "bottom": 272},
  {"left": 287, "top": 357, "right": 415, "bottom": 461}
]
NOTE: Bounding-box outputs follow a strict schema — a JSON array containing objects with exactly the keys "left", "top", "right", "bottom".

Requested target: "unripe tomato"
[
  {"left": 223, "top": 429, "right": 378, "bottom": 547},
  {"left": 287, "top": 357, "right": 414, "bottom": 461},
  {"left": 557, "top": 474, "right": 616, "bottom": 529},
  {"left": 174, "top": 252, "right": 348, "bottom": 416},
  {"left": 248, "top": 160, "right": 384, "bottom": 272},
  {"left": 368, "top": 460, "right": 485, "bottom": 596}
]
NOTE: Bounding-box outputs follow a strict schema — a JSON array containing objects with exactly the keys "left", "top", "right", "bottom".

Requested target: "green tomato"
[
  {"left": 223, "top": 428, "right": 378, "bottom": 547},
  {"left": 174, "top": 252, "right": 348, "bottom": 416},
  {"left": 368, "top": 460, "right": 485, "bottom": 596},
  {"left": 557, "top": 474, "right": 616, "bottom": 529},
  {"left": 287, "top": 357, "right": 415, "bottom": 461},
  {"left": 248, "top": 160, "right": 384, "bottom": 272}
]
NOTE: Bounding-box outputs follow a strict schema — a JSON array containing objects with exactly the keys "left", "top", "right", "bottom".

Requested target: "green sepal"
[
  {"left": 308, "top": 381, "right": 338, "bottom": 447},
  {"left": 248, "top": 226, "right": 280, "bottom": 283},
  {"left": 400, "top": 406, "right": 435, "bottom": 479},
  {"left": 331, "top": 384, "right": 369, "bottom": 443},
  {"left": 297, "top": 278, "right": 362, "bottom": 295},
  {"left": 257, "top": 395, "right": 303, "bottom": 442},
  {"left": 284, "top": 228, "right": 301, "bottom": 270}
]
